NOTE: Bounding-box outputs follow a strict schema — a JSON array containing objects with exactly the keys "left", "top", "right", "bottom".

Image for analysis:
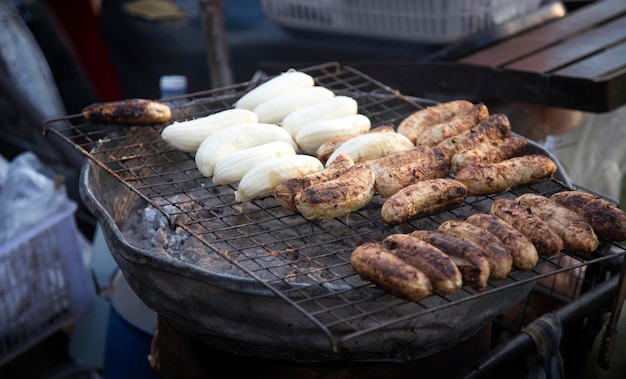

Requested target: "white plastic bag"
[{"left": 0, "top": 152, "right": 67, "bottom": 243}]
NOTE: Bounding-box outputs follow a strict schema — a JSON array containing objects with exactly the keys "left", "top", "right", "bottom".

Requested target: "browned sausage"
[
  {"left": 350, "top": 242, "right": 432, "bottom": 302},
  {"left": 382, "top": 234, "right": 462, "bottom": 295},
  {"left": 516, "top": 193, "right": 599, "bottom": 252},
  {"left": 381, "top": 179, "right": 469, "bottom": 225},
  {"left": 410, "top": 230, "right": 490, "bottom": 292},
  {"left": 490, "top": 198, "right": 564, "bottom": 257},
  {"left": 550, "top": 190, "right": 626, "bottom": 242},
  {"left": 454, "top": 155, "right": 557, "bottom": 196},
  {"left": 437, "top": 220, "right": 512, "bottom": 280},
  {"left": 466, "top": 213, "right": 538, "bottom": 270}
]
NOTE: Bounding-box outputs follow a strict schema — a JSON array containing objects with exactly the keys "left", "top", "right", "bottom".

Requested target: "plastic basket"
[
  {"left": 260, "top": 0, "right": 542, "bottom": 44},
  {"left": 0, "top": 198, "right": 95, "bottom": 365}
]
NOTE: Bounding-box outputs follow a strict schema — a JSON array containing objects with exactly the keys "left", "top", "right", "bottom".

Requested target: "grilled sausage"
[
  {"left": 490, "top": 198, "right": 564, "bottom": 257},
  {"left": 410, "top": 230, "right": 490, "bottom": 292},
  {"left": 437, "top": 220, "right": 512, "bottom": 280},
  {"left": 382, "top": 234, "right": 462, "bottom": 295},
  {"left": 350, "top": 242, "right": 432, "bottom": 302},
  {"left": 294, "top": 164, "right": 375, "bottom": 220},
  {"left": 454, "top": 155, "right": 557, "bottom": 196},
  {"left": 373, "top": 146, "right": 450, "bottom": 198},
  {"left": 274, "top": 153, "right": 354, "bottom": 211},
  {"left": 397, "top": 100, "right": 474, "bottom": 144},
  {"left": 550, "top": 190, "right": 626, "bottom": 242},
  {"left": 437, "top": 114, "right": 511, "bottom": 159},
  {"left": 82, "top": 98, "right": 172, "bottom": 125},
  {"left": 516, "top": 193, "right": 599, "bottom": 253},
  {"left": 315, "top": 125, "right": 394, "bottom": 163},
  {"left": 450, "top": 136, "right": 528, "bottom": 173},
  {"left": 381, "top": 179, "right": 469, "bottom": 225},
  {"left": 466, "top": 213, "right": 538, "bottom": 270}
]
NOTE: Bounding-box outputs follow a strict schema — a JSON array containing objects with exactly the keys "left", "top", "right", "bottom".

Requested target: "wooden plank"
[
  {"left": 459, "top": 0, "right": 626, "bottom": 67},
  {"left": 554, "top": 42, "right": 626, "bottom": 79},
  {"left": 504, "top": 16, "right": 626, "bottom": 73}
]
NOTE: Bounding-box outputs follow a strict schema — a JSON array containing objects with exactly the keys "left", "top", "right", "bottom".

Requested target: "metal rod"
[{"left": 453, "top": 273, "right": 620, "bottom": 379}]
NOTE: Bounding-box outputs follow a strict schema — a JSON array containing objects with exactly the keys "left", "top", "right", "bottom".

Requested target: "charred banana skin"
[
  {"left": 382, "top": 234, "right": 462, "bottom": 295},
  {"left": 454, "top": 155, "right": 557, "bottom": 196},
  {"left": 517, "top": 193, "right": 599, "bottom": 253},
  {"left": 294, "top": 164, "right": 375, "bottom": 220},
  {"left": 491, "top": 198, "right": 564, "bottom": 257},
  {"left": 550, "top": 191, "right": 626, "bottom": 242},
  {"left": 350, "top": 242, "right": 432, "bottom": 302},
  {"left": 466, "top": 213, "right": 538, "bottom": 271},
  {"left": 410, "top": 230, "right": 490, "bottom": 292},
  {"left": 82, "top": 98, "right": 172, "bottom": 125},
  {"left": 381, "top": 179, "right": 469, "bottom": 225},
  {"left": 437, "top": 220, "right": 512, "bottom": 280}
]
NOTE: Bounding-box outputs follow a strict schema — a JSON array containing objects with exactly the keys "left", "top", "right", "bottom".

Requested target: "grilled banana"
[
  {"left": 381, "top": 178, "right": 468, "bottom": 225},
  {"left": 450, "top": 136, "right": 528, "bottom": 173},
  {"left": 410, "top": 230, "right": 490, "bottom": 292},
  {"left": 397, "top": 100, "right": 474, "bottom": 144},
  {"left": 454, "top": 155, "right": 557, "bottom": 196},
  {"left": 516, "top": 193, "right": 599, "bottom": 253},
  {"left": 350, "top": 242, "right": 433, "bottom": 302},
  {"left": 437, "top": 114, "right": 511, "bottom": 159},
  {"left": 234, "top": 154, "right": 323, "bottom": 202},
  {"left": 274, "top": 153, "right": 354, "bottom": 211},
  {"left": 82, "top": 98, "right": 171, "bottom": 125},
  {"left": 382, "top": 234, "right": 462, "bottom": 295},
  {"left": 466, "top": 213, "right": 538, "bottom": 270},
  {"left": 413, "top": 103, "right": 490, "bottom": 146},
  {"left": 437, "top": 220, "right": 512, "bottom": 280},
  {"left": 294, "top": 164, "right": 376, "bottom": 220},
  {"left": 490, "top": 198, "right": 564, "bottom": 257},
  {"left": 550, "top": 190, "right": 626, "bottom": 242},
  {"left": 373, "top": 146, "right": 450, "bottom": 198}
]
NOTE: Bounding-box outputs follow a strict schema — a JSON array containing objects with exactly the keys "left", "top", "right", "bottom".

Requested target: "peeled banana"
[
  {"left": 252, "top": 86, "right": 335, "bottom": 124},
  {"left": 235, "top": 69, "right": 315, "bottom": 110},
  {"left": 195, "top": 123, "right": 297, "bottom": 177},
  {"left": 235, "top": 155, "right": 324, "bottom": 202},
  {"left": 295, "top": 114, "right": 371, "bottom": 155},
  {"left": 212, "top": 141, "right": 297, "bottom": 185},
  {"left": 281, "top": 95, "right": 359, "bottom": 138},
  {"left": 160, "top": 108, "right": 258, "bottom": 153},
  {"left": 325, "top": 132, "right": 415, "bottom": 166}
]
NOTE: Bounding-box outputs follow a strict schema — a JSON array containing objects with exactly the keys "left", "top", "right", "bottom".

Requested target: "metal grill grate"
[{"left": 44, "top": 62, "right": 626, "bottom": 352}]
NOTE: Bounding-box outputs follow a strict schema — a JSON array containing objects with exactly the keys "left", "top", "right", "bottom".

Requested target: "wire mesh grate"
[{"left": 43, "top": 62, "right": 626, "bottom": 352}]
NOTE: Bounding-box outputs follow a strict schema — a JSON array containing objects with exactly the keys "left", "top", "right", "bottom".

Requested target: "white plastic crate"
[
  {"left": 260, "top": 0, "right": 542, "bottom": 44},
  {"left": 0, "top": 198, "right": 95, "bottom": 365}
]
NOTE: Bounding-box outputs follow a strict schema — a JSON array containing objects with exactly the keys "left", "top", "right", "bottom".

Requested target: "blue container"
[{"left": 103, "top": 271, "right": 160, "bottom": 379}]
